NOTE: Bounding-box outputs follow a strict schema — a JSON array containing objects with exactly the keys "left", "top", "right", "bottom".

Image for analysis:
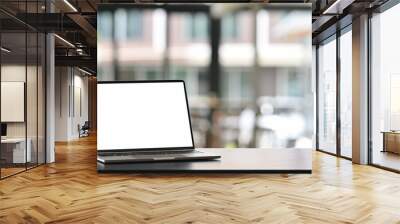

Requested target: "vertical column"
[
  {"left": 313, "top": 45, "right": 318, "bottom": 150},
  {"left": 336, "top": 30, "right": 341, "bottom": 156},
  {"left": 162, "top": 12, "right": 170, "bottom": 80},
  {"left": 352, "top": 14, "right": 369, "bottom": 164},
  {"left": 55, "top": 67, "right": 74, "bottom": 141},
  {"left": 46, "top": 1, "right": 55, "bottom": 163},
  {"left": 209, "top": 16, "right": 221, "bottom": 98}
]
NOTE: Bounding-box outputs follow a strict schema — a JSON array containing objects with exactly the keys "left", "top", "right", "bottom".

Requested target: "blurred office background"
[{"left": 97, "top": 4, "right": 313, "bottom": 149}]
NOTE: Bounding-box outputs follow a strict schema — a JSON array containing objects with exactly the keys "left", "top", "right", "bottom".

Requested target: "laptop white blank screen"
[{"left": 97, "top": 82, "right": 194, "bottom": 151}]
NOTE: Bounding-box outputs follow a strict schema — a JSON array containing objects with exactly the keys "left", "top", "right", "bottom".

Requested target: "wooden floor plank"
[{"left": 1, "top": 135, "right": 400, "bottom": 223}]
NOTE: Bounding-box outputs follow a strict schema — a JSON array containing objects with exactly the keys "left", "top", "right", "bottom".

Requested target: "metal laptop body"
[
  {"left": 97, "top": 80, "right": 220, "bottom": 164},
  {"left": 97, "top": 149, "right": 220, "bottom": 164}
]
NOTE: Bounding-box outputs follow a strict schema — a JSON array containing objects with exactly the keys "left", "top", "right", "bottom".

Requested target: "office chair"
[{"left": 79, "top": 121, "right": 90, "bottom": 138}]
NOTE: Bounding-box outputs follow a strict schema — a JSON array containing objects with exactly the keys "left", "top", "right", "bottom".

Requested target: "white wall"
[
  {"left": 55, "top": 67, "right": 89, "bottom": 141},
  {"left": 72, "top": 73, "right": 89, "bottom": 138},
  {"left": 1, "top": 65, "right": 37, "bottom": 138},
  {"left": 55, "top": 67, "right": 69, "bottom": 141}
]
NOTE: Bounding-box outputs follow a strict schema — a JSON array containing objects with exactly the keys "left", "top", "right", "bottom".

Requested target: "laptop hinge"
[{"left": 98, "top": 148, "right": 194, "bottom": 156}]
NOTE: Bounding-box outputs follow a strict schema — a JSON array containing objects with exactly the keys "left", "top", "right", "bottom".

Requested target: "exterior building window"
[
  {"left": 127, "top": 10, "right": 143, "bottom": 40},
  {"left": 222, "top": 13, "right": 239, "bottom": 40},
  {"left": 186, "top": 13, "right": 208, "bottom": 41},
  {"left": 114, "top": 9, "right": 128, "bottom": 41},
  {"left": 221, "top": 68, "right": 251, "bottom": 104},
  {"left": 98, "top": 11, "right": 113, "bottom": 41}
]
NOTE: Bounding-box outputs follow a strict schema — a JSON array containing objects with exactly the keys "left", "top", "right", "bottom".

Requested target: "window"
[
  {"left": 339, "top": 29, "right": 352, "bottom": 158},
  {"left": 288, "top": 70, "right": 303, "bottom": 97},
  {"left": 113, "top": 8, "right": 144, "bottom": 41},
  {"left": 318, "top": 38, "right": 337, "bottom": 154},
  {"left": 145, "top": 69, "right": 160, "bottom": 80},
  {"left": 186, "top": 13, "right": 208, "bottom": 41},
  {"left": 371, "top": 4, "right": 400, "bottom": 171},
  {"left": 98, "top": 11, "right": 113, "bottom": 41},
  {"left": 169, "top": 66, "right": 206, "bottom": 97},
  {"left": 169, "top": 12, "right": 210, "bottom": 98},
  {"left": 114, "top": 9, "right": 128, "bottom": 41},
  {"left": 222, "top": 13, "right": 239, "bottom": 40},
  {"left": 221, "top": 68, "right": 251, "bottom": 104},
  {"left": 127, "top": 10, "right": 143, "bottom": 40}
]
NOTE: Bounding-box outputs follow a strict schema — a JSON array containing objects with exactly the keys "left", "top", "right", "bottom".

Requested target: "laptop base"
[{"left": 97, "top": 150, "right": 220, "bottom": 164}]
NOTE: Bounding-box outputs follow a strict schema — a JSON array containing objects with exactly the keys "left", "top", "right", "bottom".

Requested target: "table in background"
[
  {"left": 382, "top": 131, "right": 400, "bottom": 154},
  {"left": 1, "top": 138, "right": 32, "bottom": 164}
]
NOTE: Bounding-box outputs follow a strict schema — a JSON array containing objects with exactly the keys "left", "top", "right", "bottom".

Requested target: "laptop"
[{"left": 97, "top": 80, "right": 220, "bottom": 164}]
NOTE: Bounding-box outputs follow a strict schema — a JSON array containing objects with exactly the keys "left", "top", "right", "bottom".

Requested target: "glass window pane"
[
  {"left": 222, "top": 13, "right": 239, "bottom": 40},
  {"left": 27, "top": 30, "right": 38, "bottom": 168},
  {"left": 186, "top": 13, "right": 208, "bottom": 41},
  {"left": 318, "top": 38, "right": 337, "bottom": 154},
  {"left": 1, "top": 29, "right": 28, "bottom": 177},
  {"left": 0, "top": 1, "right": 46, "bottom": 179},
  {"left": 98, "top": 11, "right": 113, "bottom": 41},
  {"left": 127, "top": 10, "right": 143, "bottom": 40},
  {"left": 371, "top": 4, "right": 400, "bottom": 171},
  {"left": 340, "top": 29, "right": 352, "bottom": 158},
  {"left": 38, "top": 33, "right": 46, "bottom": 165}
]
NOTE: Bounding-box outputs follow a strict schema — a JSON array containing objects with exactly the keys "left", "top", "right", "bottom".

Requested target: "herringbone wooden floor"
[{"left": 1, "top": 136, "right": 400, "bottom": 224}]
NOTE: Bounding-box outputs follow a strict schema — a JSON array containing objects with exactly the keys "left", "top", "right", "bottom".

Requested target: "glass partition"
[
  {"left": 97, "top": 4, "right": 312, "bottom": 150},
  {"left": 1, "top": 28, "right": 28, "bottom": 178},
  {"left": 38, "top": 32, "right": 45, "bottom": 165},
  {"left": 27, "top": 29, "right": 38, "bottom": 169},
  {"left": 0, "top": 1, "right": 46, "bottom": 179}
]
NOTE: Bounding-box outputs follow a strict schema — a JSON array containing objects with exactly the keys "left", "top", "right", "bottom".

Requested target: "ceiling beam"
[
  {"left": 55, "top": 55, "right": 96, "bottom": 70},
  {"left": 67, "top": 13, "right": 97, "bottom": 46}
]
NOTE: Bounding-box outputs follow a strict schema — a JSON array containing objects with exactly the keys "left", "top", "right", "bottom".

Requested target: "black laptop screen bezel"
[{"left": 97, "top": 80, "right": 196, "bottom": 152}]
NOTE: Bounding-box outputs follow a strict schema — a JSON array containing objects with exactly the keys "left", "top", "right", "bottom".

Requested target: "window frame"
[{"left": 315, "top": 23, "right": 353, "bottom": 160}]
